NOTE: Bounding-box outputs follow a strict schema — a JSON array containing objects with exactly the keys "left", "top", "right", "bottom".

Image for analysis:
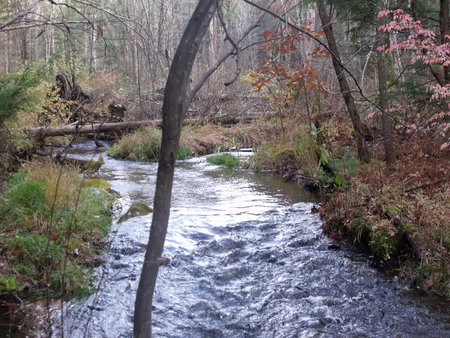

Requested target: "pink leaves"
[
  {"left": 429, "top": 84, "right": 450, "bottom": 100},
  {"left": 378, "top": 8, "right": 404, "bottom": 19},
  {"left": 377, "top": 9, "right": 449, "bottom": 71},
  {"left": 440, "top": 142, "right": 449, "bottom": 151}
]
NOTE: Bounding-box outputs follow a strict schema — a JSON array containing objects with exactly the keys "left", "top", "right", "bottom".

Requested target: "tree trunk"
[
  {"left": 440, "top": 0, "right": 449, "bottom": 84},
  {"left": 316, "top": 0, "right": 369, "bottom": 162},
  {"left": 376, "top": 15, "right": 396, "bottom": 168},
  {"left": 133, "top": 1, "right": 218, "bottom": 337}
]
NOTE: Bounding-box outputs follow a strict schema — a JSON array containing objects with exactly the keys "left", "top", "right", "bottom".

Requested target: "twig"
[
  {"left": 0, "top": 0, "right": 44, "bottom": 31},
  {"left": 405, "top": 176, "right": 448, "bottom": 193}
]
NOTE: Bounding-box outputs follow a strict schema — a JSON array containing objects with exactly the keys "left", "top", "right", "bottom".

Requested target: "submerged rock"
[{"left": 117, "top": 201, "right": 153, "bottom": 223}]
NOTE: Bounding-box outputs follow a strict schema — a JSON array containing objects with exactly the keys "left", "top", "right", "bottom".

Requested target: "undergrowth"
[
  {"left": 252, "top": 124, "right": 360, "bottom": 188},
  {"left": 108, "top": 127, "right": 162, "bottom": 161},
  {"left": 0, "top": 159, "right": 113, "bottom": 299},
  {"left": 321, "top": 138, "right": 450, "bottom": 296}
]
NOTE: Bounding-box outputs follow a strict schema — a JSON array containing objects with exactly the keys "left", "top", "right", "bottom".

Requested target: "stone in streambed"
[{"left": 118, "top": 201, "right": 153, "bottom": 223}]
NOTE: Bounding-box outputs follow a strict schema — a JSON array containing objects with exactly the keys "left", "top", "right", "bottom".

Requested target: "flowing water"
[{"left": 49, "top": 141, "right": 448, "bottom": 337}]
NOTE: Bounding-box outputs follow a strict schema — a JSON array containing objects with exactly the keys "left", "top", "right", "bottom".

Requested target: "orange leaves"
[
  {"left": 263, "top": 29, "right": 273, "bottom": 40},
  {"left": 249, "top": 22, "right": 329, "bottom": 107},
  {"left": 261, "top": 24, "right": 327, "bottom": 58},
  {"left": 261, "top": 26, "right": 302, "bottom": 55}
]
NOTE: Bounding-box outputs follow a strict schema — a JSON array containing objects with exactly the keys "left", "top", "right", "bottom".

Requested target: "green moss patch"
[{"left": 207, "top": 153, "right": 240, "bottom": 168}]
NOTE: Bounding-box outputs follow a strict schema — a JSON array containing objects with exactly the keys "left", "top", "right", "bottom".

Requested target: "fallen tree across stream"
[{"left": 28, "top": 116, "right": 252, "bottom": 140}]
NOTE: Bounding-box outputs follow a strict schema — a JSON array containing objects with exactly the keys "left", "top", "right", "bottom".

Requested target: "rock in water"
[{"left": 118, "top": 201, "right": 153, "bottom": 223}]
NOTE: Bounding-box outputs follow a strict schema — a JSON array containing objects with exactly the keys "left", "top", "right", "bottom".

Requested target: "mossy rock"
[
  {"left": 85, "top": 155, "right": 105, "bottom": 171},
  {"left": 81, "top": 178, "right": 111, "bottom": 189},
  {"left": 118, "top": 201, "right": 153, "bottom": 223}
]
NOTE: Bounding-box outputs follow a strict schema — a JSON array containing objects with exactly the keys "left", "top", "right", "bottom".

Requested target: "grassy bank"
[
  {"left": 107, "top": 121, "right": 282, "bottom": 161},
  {"left": 0, "top": 159, "right": 113, "bottom": 300}
]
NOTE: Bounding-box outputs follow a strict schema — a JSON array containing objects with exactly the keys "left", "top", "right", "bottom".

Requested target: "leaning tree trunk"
[
  {"left": 316, "top": 0, "right": 369, "bottom": 162},
  {"left": 133, "top": 1, "right": 218, "bottom": 337}
]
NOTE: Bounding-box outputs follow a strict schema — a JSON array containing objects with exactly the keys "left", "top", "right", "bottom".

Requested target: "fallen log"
[
  {"left": 29, "top": 120, "right": 163, "bottom": 140},
  {"left": 28, "top": 116, "right": 254, "bottom": 140}
]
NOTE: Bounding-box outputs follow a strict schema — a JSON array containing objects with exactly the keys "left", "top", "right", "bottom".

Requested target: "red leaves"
[{"left": 249, "top": 21, "right": 330, "bottom": 112}]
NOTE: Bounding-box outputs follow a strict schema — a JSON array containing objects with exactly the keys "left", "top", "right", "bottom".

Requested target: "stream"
[{"left": 51, "top": 141, "right": 448, "bottom": 337}]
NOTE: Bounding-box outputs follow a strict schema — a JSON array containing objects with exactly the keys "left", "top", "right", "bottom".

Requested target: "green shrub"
[
  {"left": 0, "top": 175, "right": 47, "bottom": 226},
  {"left": 0, "top": 275, "right": 24, "bottom": 295},
  {"left": 207, "top": 153, "right": 240, "bottom": 168},
  {"left": 7, "top": 233, "right": 63, "bottom": 269},
  {"left": 0, "top": 64, "right": 43, "bottom": 125}
]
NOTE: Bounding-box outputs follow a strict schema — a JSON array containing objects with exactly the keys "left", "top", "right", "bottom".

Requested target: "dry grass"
[
  {"left": 180, "top": 119, "right": 282, "bottom": 154},
  {"left": 23, "top": 159, "right": 82, "bottom": 209}
]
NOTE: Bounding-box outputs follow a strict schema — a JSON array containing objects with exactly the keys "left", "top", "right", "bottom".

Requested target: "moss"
[
  {"left": 118, "top": 201, "right": 153, "bottom": 223},
  {"left": 207, "top": 153, "right": 240, "bottom": 168},
  {"left": 85, "top": 155, "right": 105, "bottom": 171},
  {"left": 81, "top": 178, "right": 111, "bottom": 189}
]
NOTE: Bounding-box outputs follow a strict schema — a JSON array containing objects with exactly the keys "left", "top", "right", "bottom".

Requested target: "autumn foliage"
[
  {"left": 249, "top": 23, "right": 328, "bottom": 119},
  {"left": 376, "top": 9, "right": 450, "bottom": 150}
]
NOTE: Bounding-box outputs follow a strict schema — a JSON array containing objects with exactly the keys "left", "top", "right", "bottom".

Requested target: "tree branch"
[
  {"left": 186, "top": 16, "right": 262, "bottom": 107},
  {"left": 0, "top": 0, "right": 44, "bottom": 31},
  {"left": 216, "top": 1, "right": 241, "bottom": 86}
]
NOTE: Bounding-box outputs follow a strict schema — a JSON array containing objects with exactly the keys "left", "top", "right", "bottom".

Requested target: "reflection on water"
[{"left": 45, "top": 144, "right": 450, "bottom": 337}]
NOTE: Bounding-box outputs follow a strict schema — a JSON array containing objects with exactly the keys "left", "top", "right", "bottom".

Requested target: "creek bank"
[
  {"left": 54, "top": 145, "right": 448, "bottom": 337},
  {"left": 0, "top": 157, "right": 116, "bottom": 335},
  {"left": 83, "top": 121, "right": 449, "bottom": 297},
  {"left": 319, "top": 154, "right": 449, "bottom": 297}
]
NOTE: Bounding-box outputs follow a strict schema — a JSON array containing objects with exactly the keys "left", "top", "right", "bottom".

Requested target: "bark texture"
[{"left": 440, "top": 0, "right": 449, "bottom": 84}]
